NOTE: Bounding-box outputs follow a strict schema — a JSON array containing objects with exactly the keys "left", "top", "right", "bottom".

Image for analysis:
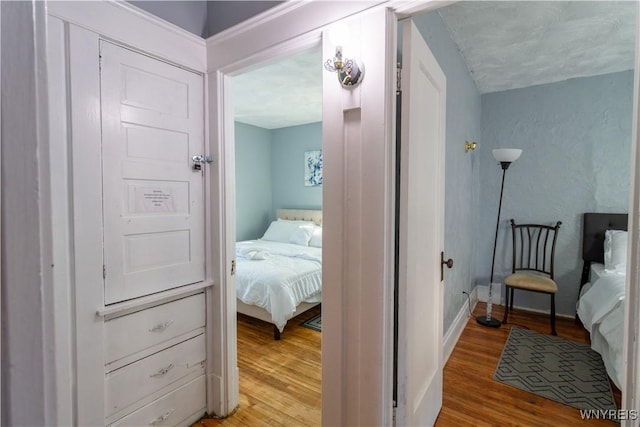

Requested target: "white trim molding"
[
  {"left": 444, "top": 287, "right": 477, "bottom": 363},
  {"left": 205, "top": 1, "right": 384, "bottom": 73},
  {"left": 1, "top": 1, "right": 56, "bottom": 425},
  {"left": 47, "top": 0, "right": 206, "bottom": 73}
]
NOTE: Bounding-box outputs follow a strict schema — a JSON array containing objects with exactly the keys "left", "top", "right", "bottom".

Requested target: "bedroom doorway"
[
  {"left": 407, "top": 1, "right": 639, "bottom": 421},
  {"left": 229, "top": 43, "right": 324, "bottom": 423}
]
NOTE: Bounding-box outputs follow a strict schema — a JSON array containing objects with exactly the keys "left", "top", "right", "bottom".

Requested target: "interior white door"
[
  {"left": 396, "top": 20, "right": 447, "bottom": 427},
  {"left": 100, "top": 41, "right": 205, "bottom": 304}
]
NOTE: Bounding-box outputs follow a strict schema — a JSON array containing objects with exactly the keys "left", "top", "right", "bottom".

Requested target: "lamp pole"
[{"left": 476, "top": 161, "right": 511, "bottom": 327}]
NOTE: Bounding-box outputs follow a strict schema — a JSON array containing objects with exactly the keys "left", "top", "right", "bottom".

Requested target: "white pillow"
[
  {"left": 309, "top": 226, "right": 322, "bottom": 248},
  {"left": 290, "top": 225, "right": 314, "bottom": 246},
  {"left": 604, "top": 230, "right": 627, "bottom": 274},
  {"left": 261, "top": 221, "right": 300, "bottom": 243}
]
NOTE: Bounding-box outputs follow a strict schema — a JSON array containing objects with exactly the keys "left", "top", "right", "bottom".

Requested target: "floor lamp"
[{"left": 477, "top": 148, "right": 523, "bottom": 328}]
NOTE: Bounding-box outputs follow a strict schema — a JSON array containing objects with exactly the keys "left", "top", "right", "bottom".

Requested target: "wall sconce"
[
  {"left": 324, "top": 46, "right": 364, "bottom": 88},
  {"left": 465, "top": 141, "right": 477, "bottom": 152}
]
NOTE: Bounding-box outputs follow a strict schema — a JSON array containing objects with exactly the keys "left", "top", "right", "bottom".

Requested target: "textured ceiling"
[
  {"left": 233, "top": 46, "right": 322, "bottom": 129},
  {"left": 438, "top": 1, "right": 636, "bottom": 93},
  {"left": 232, "top": 1, "right": 636, "bottom": 129}
]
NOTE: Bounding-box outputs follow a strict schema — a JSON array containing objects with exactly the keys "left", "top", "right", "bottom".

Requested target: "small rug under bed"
[{"left": 300, "top": 313, "right": 321, "bottom": 332}]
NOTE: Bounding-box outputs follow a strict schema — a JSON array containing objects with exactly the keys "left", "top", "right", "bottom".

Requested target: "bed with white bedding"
[
  {"left": 236, "top": 209, "right": 322, "bottom": 339},
  {"left": 576, "top": 212, "right": 628, "bottom": 389}
]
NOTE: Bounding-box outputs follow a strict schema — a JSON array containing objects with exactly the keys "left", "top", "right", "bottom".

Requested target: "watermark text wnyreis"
[{"left": 580, "top": 409, "right": 639, "bottom": 421}]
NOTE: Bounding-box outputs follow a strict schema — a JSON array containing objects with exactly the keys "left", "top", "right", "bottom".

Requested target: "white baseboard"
[
  {"left": 442, "top": 286, "right": 573, "bottom": 364},
  {"left": 509, "top": 303, "right": 575, "bottom": 320},
  {"left": 444, "top": 287, "right": 478, "bottom": 363}
]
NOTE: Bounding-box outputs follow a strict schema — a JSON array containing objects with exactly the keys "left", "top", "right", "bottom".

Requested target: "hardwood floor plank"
[
  {"left": 197, "top": 307, "right": 322, "bottom": 427},
  {"left": 196, "top": 303, "right": 620, "bottom": 426}
]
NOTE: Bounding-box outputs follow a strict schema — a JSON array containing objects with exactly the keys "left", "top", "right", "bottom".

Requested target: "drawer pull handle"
[
  {"left": 149, "top": 363, "right": 174, "bottom": 378},
  {"left": 148, "top": 320, "right": 174, "bottom": 332},
  {"left": 149, "top": 408, "right": 174, "bottom": 425}
]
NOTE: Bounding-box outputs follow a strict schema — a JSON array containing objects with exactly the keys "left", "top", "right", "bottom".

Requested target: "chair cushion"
[{"left": 504, "top": 273, "right": 558, "bottom": 293}]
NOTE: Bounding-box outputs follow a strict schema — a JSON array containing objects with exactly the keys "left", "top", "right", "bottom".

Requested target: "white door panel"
[
  {"left": 100, "top": 41, "right": 205, "bottom": 304},
  {"left": 397, "top": 20, "right": 446, "bottom": 427}
]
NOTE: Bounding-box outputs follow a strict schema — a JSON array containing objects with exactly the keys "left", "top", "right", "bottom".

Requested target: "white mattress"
[
  {"left": 235, "top": 240, "right": 322, "bottom": 332},
  {"left": 578, "top": 263, "right": 607, "bottom": 299},
  {"left": 577, "top": 271, "right": 626, "bottom": 389}
]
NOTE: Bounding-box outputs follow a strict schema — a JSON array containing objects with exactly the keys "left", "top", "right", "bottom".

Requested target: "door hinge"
[
  {"left": 103, "top": 265, "right": 107, "bottom": 279},
  {"left": 231, "top": 259, "right": 236, "bottom": 276},
  {"left": 396, "top": 62, "right": 402, "bottom": 93},
  {"left": 99, "top": 54, "right": 102, "bottom": 71}
]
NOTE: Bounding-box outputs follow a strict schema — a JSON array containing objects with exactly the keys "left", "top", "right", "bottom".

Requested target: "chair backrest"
[{"left": 510, "top": 219, "right": 562, "bottom": 278}]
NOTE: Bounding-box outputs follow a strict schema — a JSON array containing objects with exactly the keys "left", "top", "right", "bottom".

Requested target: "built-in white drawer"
[
  {"left": 109, "top": 375, "right": 206, "bottom": 427},
  {"left": 105, "top": 293, "right": 205, "bottom": 365},
  {"left": 105, "top": 334, "right": 205, "bottom": 418}
]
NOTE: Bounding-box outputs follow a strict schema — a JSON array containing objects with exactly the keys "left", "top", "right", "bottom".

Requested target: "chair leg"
[
  {"left": 502, "top": 286, "right": 510, "bottom": 324},
  {"left": 510, "top": 287, "right": 515, "bottom": 312},
  {"left": 550, "top": 293, "right": 557, "bottom": 336}
]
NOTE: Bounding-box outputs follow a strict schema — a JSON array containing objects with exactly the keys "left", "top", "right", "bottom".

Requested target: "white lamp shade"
[{"left": 492, "top": 148, "right": 522, "bottom": 163}]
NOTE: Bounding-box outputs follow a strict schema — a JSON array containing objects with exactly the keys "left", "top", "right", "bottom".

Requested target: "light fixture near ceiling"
[{"left": 324, "top": 46, "right": 364, "bottom": 88}]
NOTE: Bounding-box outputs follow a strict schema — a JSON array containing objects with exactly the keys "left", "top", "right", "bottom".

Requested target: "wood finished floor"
[
  {"left": 196, "top": 306, "right": 322, "bottom": 427},
  {"left": 435, "top": 303, "right": 621, "bottom": 427},
  {"left": 196, "top": 303, "right": 621, "bottom": 427}
]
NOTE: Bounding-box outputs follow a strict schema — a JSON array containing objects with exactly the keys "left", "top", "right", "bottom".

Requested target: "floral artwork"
[{"left": 304, "top": 150, "right": 323, "bottom": 187}]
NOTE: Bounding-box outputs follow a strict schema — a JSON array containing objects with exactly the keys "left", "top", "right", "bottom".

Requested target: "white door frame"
[
  {"left": 206, "top": 1, "right": 400, "bottom": 423},
  {"left": 624, "top": 4, "right": 640, "bottom": 420}
]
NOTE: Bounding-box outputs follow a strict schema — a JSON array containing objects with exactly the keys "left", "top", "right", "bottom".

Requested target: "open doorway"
[
  {"left": 218, "top": 44, "right": 323, "bottom": 424},
  {"left": 403, "top": 2, "right": 636, "bottom": 423}
]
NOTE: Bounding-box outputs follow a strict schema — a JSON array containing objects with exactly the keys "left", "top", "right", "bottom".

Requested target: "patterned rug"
[
  {"left": 300, "top": 313, "right": 321, "bottom": 332},
  {"left": 494, "top": 327, "right": 617, "bottom": 419}
]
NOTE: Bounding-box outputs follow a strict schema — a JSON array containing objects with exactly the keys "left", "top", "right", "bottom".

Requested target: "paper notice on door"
[{"left": 135, "top": 187, "right": 176, "bottom": 213}]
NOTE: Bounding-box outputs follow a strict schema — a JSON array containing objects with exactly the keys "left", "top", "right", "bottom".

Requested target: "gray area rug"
[
  {"left": 494, "top": 327, "right": 616, "bottom": 419},
  {"left": 300, "top": 313, "right": 321, "bottom": 332}
]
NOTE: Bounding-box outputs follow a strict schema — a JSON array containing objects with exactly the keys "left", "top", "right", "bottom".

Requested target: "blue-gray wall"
[
  {"left": 478, "top": 71, "right": 634, "bottom": 316},
  {"left": 235, "top": 122, "right": 272, "bottom": 241},
  {"left": 413, "top": 12, "right": 482, "bottom": 334},
  {"left": 130, "top": 1, "right": 208, "bottom": 37},
  {"left": 271, "top": 122, "right": 323, "bottom": 213},
  {"left": 235, "top": 122, "right": 322, "bottom": 241}
]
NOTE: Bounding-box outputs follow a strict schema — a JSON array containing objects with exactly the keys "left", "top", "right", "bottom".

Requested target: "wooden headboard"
[
  {"left": 276, "top": 209, "right": 322, "bottom": 226},
  {"left": 580, "top": 212, "right": 628, "bottom": 288}
]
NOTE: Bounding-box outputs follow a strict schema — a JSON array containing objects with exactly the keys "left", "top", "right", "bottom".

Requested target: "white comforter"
[
  {"left": 235, "top": 240, "right": 322, "bottom": 332},
  {"left": 577, "top": 272, "right": 626, "bottom": 389}
]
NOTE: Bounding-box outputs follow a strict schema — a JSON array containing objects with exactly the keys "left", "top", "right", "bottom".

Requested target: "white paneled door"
[
  {"left": 396, "top": 20, "right": 447, "bottom": 427},
  {"left": 100, "top": 41, "right": 205, "bottom": 304}
]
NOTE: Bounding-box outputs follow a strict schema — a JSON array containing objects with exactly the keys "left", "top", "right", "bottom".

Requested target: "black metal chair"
[{"left": 502, "top": 219, "right": 562, "bottom": 335}]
